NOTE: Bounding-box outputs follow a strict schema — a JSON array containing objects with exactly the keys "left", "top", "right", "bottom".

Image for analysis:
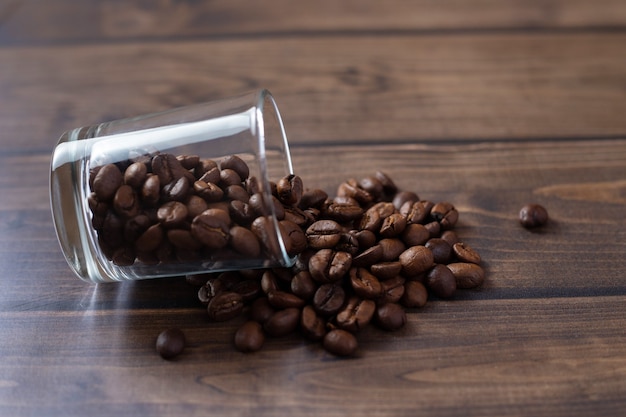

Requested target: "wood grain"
[
  {"left": 2, "top": 0, "right": 626, "bottom": 44},
  {"left": 2, "top": 33, "right": 626, "bottom": 153}
]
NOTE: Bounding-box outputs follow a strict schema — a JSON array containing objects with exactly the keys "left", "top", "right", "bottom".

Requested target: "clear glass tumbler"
[{"left": 50, "top": 89, "right": 295, "bottom": 283}]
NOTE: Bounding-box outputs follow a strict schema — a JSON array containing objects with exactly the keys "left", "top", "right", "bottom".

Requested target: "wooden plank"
[
  {"left": 1, "top": 33, "right": 626, "bottom": 152},
  {"left": 1, "top": 296, "right": 625, "bottom": 416},
  {"left": 2, "top": 0, "right": 626, "bottom": 44},
  {"left": 1, "top": 138, "right": 624, "bottom": 309}
]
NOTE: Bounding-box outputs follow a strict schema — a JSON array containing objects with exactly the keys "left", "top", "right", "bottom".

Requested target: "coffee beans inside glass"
[{"left": 50, "top": 90, "right": 296, "bottom": 283}]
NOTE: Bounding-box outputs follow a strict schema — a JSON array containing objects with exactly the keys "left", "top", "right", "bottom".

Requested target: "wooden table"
[{"left": 1, "top": 1, "right": 625, "bottom": 416}]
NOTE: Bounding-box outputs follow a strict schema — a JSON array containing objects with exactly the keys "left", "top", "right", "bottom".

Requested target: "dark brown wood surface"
[{"left": 1, "top": 1, "right": 625, "bottom": 416}]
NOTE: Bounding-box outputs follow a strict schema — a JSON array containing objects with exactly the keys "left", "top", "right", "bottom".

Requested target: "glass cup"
[{"left": 50, "top": 89, "right": 296, "bottom": 283}]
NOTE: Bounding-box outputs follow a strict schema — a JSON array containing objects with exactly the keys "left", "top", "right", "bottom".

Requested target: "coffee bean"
[
  {"left": 157, "top": 201, "right": 188, "bottom": 228},
  {"left": 193, "top": 180, "right": 224, "bottom": 202},
  {"left": 198, "top": 278, "right": 224, "bottom": 305},
  {"left": 336, "top": 296, "right": 376, "bottom": 333},
  {"left": 349, "top": 267, "right": 383, "bottom": 299},
  {"left": 249, "top": 297, "right": 275, "bottom": 323},
  {"left": 337, "top": 179, "right": 373, "bottom": 205},
  {"left": 299, "top": 188, "right": 328, "bottom": 210},
  {"left": 452, "top": 242, "right": 481, "bottom": 264},
  {"left": 219, "top": 168, "right": 242, "bottom": 187},
  {"left": 380, "top": 276, "right": 406, "bottom": 304},
  {"left": 313, "top": 283, "right": 345, "bottom": 316},
  {"left": 324, "top": 202, "right": 364, "bottom": 223},
  {"left": 425, "top": 238, "right": 452, "bottom": 264},
  {"left": 306, "top": 220, "right": 342, "bottom": 249},
  {"left": 156, "top": 328, "right": 186, "bottom": 360},
  {"left": 276, "top": 174, "right": 303, "bottom": 206},
  {"left": 186, "top": 195, "right": 209, "bottom": 219},
  {"left": 279, "top": 219, "right": 307, "bottom": 257},
  {"left": 224, "top": 184, "right": 249, "bottom": 203},
  {"left": 93, "top": 163, "right": 123, "bottom": 201},
  {"left": 401, "top": 223, "right": 430, "bottom": 247},
  {"left": 379, "top": 213, "right": 407, "bottom": 238},
  {"left": 162, "top": 177, "right": 191, "bottom": 202},
  {"left": 228, "top": 225, "right": 261, "bottom": 257},
  {"left": 264, "top": 307, "right": 301, "bottom": 337},
  {"left": 353, "top": 230, "right": 377, "bottom": 249},
  {"left": 370, "top": 261, "right": 402, "bottom": 281},
  {"left": 399, "top": 245, "right": 434, "bottom": 277},
  {"left": 392, "top": 191, "right": 419, "bottom": 210},
  {"left": 123, "top": 214, "right": 151, "bottom": 242},
  {"left": 152, "top": 153, "right": 191, "bottom": 185},
  {"left": 431, "top": 202, "right": 458, "bottom": 230},
  {"left": 233, "top": 279, "right": 262, "bottom": 303},
  {"left": 424, "top": 221, "right": 441, "bottom": 238},
  {"left": 378, "top": 238, "right": 406, "bottom": 261},
  {"left": 135, "top": 223, "right": 163, "bottom": 252},
  {"left": 291, "top": 271, "right": 317, "bottom": 300},
  {"left": 425, "top": 264, "right": 457, "bottom": 298},
  {"left": 207, "top": 291, "right": 244, "bottom": 321},
  {"left": 309, "top": 249, "right": 352, "bottom": 283},
  {"left": 402, "top": 200, "right": 434, "bottom": 225},
  {"left": 375, "top": 303, "right": 407, "bottom": 331},
  {"left": 374, "top": 171, "right": 398, "bottom": 195},
  {"left": 352, "top": 244, "right": 383, "bottom": 267},
  {"left": 124, "top": 162, "right": 148, "bottom": 189},
  {"left": 519, "top": 203, "right": 549, "bottom": 228},
  {"left": 141, "top": 174, "right": 161, "bottom": 206},
  {"left": 401, "top": 280, "right": 428, "bottom": 308},
  {"left": 447, "top": 262, "right": 485, "bottom": 289},
  {"left": 335, "top": 232, "right": 360, "bottom": 255},
  {"left": 300, "top": 305, "right": 327, "bottom": 341},
  {"left": 191, "top": 210, "right": 230, "bottom": 249},
  {"left": 220, "top": 155, "right": 249, "bottom": 180},
  {"left": 199, "top": 166, "right": 221, "bottom": 185},
  {"left": 234, "top": 321, "right": 265, "bottom": 353},
  {"left": 113, "top": 185, "right": 140, "bottom": 219},
  {"left": 440, "top": 230, "right": 460, "bottom": 247},
  {"left": 323, "top": 329, "right": 358, "bottom": 357},
  {"left": 167, "top": 229, "right": 202, "bottom": 250},
  {"left": 267, "top": 290, "right": 305, "bottom": 309}
]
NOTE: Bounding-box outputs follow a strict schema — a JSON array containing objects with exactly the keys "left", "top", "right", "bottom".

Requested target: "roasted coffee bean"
[
  {"left": 425, "top": 238, "right": 452, "bottom": 264},
  {"left": 283, "top": 206, "right": 311, "bottom": 227},
  {"left": 186, "top": 272, "right": 214, "bottom": 287},
  {"left": 156, "top": 328, "right": 186, "bottom": 360},
  {"left": 353, "top": 230, "right": 377, "bottom": 249},
  {"left": 220, "top": 155, "right": 249, "bottom": 180},
  {"left": 306, "top": 220, "right": 342, "bottom": 249},
  {"left": 375, "top": 303, "right": 407, "bottom": 331},
  {"left": 248, "top": 193, "right": 285, "bottom": 219},
  {"left": 185, "top": 195, "right": 209, "bottom": 219},
  {"left": 260, "top": 270, "right": 280, "bottom": 294},
  {"left": 370, "top": 261, "right": 402, "bottom": 281},
  {"left": 402, "top": 200, "right": 434, "bottom": 225},
  {"left": 194, "top": 158, "right": 218, "bottom": 178},
  {"left": 152, "top": 153, "right": 191, "bottom": 185},
  {"left": 519, "top": 203, "right": 549, "bottom": 228},
  {"left": 380, "top": 276, "right": 406, "bottom": 304},
  {"left": 157, "top": 201, "right": 188, "bottom": 228},
  {"left": 197, "top": 278, "right": 224, "bottom": 305},
  {"left": 191, "top": 210, "right": 230, "bottom": 249},
  {"left": 249, "top": 297, "right": 275, "bottom": 324},
  {"left": 229, "top": 225, "right": 261, "bottom": 257},
  {"left": 392, "top": 191, "right": 419, "bottom": 210},
  {"left": 452, "top": 242, "right": 481, "bottom": 264},
  {"left": 399, "top": 245, "right": 434, "bottom": 277},
  {"left": 352, "top": 244, "right": 383, "bottom": 267},
  {"left": 401, "top": 223, "right": 430, "bottom": 247},
  {"left": 207, "top": 291, "right": 244, "bottom": 321},
  {"left": 162, "top": 177, "right": 191, "bottom": 202},
  {"left": 335, "top": 232, "right": 359, "bottom": 255},
  {"left": 167, "top": 229, "right": 202, "bottom": 250},
  {"left": 440, "top": 230, "right": 460, "bottom": 247},
  {"left": 176, "top": 154, "right": 200, "bottom": 170},
  {"left": 374, "top": 171, "right": 398, "bottom": 195},
  {"left": 219, "top": 168, "right": 242, "bottom": 187},
  {"left": 141, "top": 174, "right": 161, "bottom": 206},
  {"left": 369, "top": 202, "right": 396, "bottom": 219},
  {"left": 291, "top": 271, "right": 317, "bottom": 300},
  {"left": 251, "top": 216, "right": 280, "bottom": 255},
  {"left": 336, "top": 296, "right": 376, "bottom": 333},
  {"left": 324, "top": 202, "right": 364, "bottom": 223},
  {"left": 349, "top": 267, "right": 383, "bottom": 299},
  {"left": 135, "top": 223, "right": 163, "bottom": 252},
  {"left": 425, "top": 264, "right": 457, "bottom": 298},
  {"left": 264, "top": 307, "right": 301, "bottom": 337},
  {"left": 323, "top": 329, "right": 358, "bottom": 357},
  {"left": 93, "top": 163, "right": 123, "bottom": 201},
  {"left": 380, "top": 213, "right": 407, "bottom": 238},
  {"left": 378, "top": 238, "right": 406, "bottom": 261},
  {"left": 199, "top": 166, "right": 221, "bottom": 185},
  {"left": 276, "top": 174, "right": 303, "bottom": 206},
  {"left": 337, "top": 179, "right": 373, "bottom": 205},
  {"left": 229, "top": 200, "right": 255, "bottom": 225},
  {"left": 101, "top": 211, "right": 124, "bottom": 248},
  {"left": 113, "top": 185, "right": 139, "bottom": 219},
  {"left": 309, "top": 249, "right": 352, "bottom": 283},
  {"left": 300, "top": 305, "right": 327, "bottom": 341},
  {"left": 431, "top": 202, "right": 458, "bottom": 230},
  {"left": 234, "top": 321, "right": 264, "bottom": 353},
  {"left": 232, "top": 279, "right": 262, "bottom": 303},
  {"left": 401, "top": 280, "right": 428, "bottom": 308},
  {"left": 224, "top": 184, "right": 249, "bottom": 203},
  {"left": 267, "top": 290, "right": 306, "bottom": 309},
  {"left": 123, "top": 214, "right": 151, "bottom": 242},
  {"left": 193, "top": 180, "right": 224, "bottom": 202},
  {"left": 299, "top": 188, "right": 328, "bottom": 210},
  {"left": 112, "top": 245, "right": 136, "bottom": 266},
  {"left": 279, "top": 220, "right": 307, "bottom": 257},
  {"left": 358, "top": 176, "right": 385, "bottom": 200},
  {"left": 447, "top": 262, "right": 485, "bottom": 289},
  {"left": 358, "top": 208, "right": 382, "bottom": 232},
  {"left": 313, "top": 283, "right": 345, "bottom": 316},
  {"left": 423, "top": 221, "right": 441, "bottom": 238},
  {"left": 124, "top": 162, "right": 148, "bottom": 188}
]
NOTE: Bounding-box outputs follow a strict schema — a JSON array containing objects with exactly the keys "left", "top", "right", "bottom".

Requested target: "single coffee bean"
[
  {"left": 162, "top": 177, "right": 191, "bottom": 202},
  {"left": 358, "top": 208, "right": 382, "bottom": 232},
  {"left": 392, "top": 191, "right": 419, "bottom": 210},
  {"left": 194, "top": 180, "right": 224, "bottom": 202},
  {"left": 352, "top": 244, "right": 383, "bottom": 267},
  {"left": 370, "top": 261, "right": 403, "bottom": 281},
  {"left": 335, "top": 232, "right": 360, "bottom": 255},
  {"left": 263, "top": 307, "right": 301, "bottom": 337},
  {"left": 141, "top": 174, "right": 161, "bottom": 206},
  {"left": 93, "top": 163, "right": 123, "bottom": 201},
  {"left": 185, "top": 195, "right": 209, "bottom": 219},
  {"left": 123, "top": 214, "right": 151, "bottom": 242},
  {"left": 452, "top": 242, "right": 481, "bottom": 264},
  {"left": 167, "top": 229, "right": 203, "bottom": 250},
  {"left": 176, "top": 154, "right": 200, "bottom": 170},
  {"left": 156, "top": 328, "right": 186, "bottom": 360},
  {"left": 112, "top": 185, "right": 140, "bottom": 219},
  {"left": 228, "top": 225, "right": 261, "bottom": 257},
  {"left": 399, "top": 245, "right": 434, "bottom": 277},
  {"left": 197, "top": 278, "right": 224, "bottom": 305},
  {"left": 402, "top": 200, "right": 434, "bottom": 225},
  {"left": 375, "top": 303, "right": 407, "bottom": 331},
  {"left": 135, "top": 223, "right": 164, "bottom": 252},
  {"left": 152, "top": 153, "right": 191, "bottom": 185},
  {"left": 124, "top": 162, "right": 147, "bottom": 189},
  {"left": 519, "top": 203, "right": 549, "bottom": 228},
  {"left": 224, "top": 184, "right": 250, "bottom": 203},
  {"left": 337, "top": 179, "right": 373, "bottom": 205},
  {"left": 323, "top": 329, "right": 358, "bottom": 357},
  {"left": 425, "top": 238, "right": 452, "bottom": 264},
  {"left": 336, "top": 296, "right": 376, "bottom": 333},
  {"left": 324, "top": 202, "right": 364, "bottom": 223},
  {"left": 219, "top": 168, "right": 242, "bottom": 187},
  {"left": 299, "top": 188, "right": 328, "bottom": 210},
  {"left": 267, "top": 290, "right": 306, "bottom": 309},
  {"left": 353, "top": 230, "right": 377, "bottom": 249},
  {"left": 194, "top": 158, "right": 218, "bottom": 178},
  {"left": 358, "top": 176, "right": 384, "bottom": 200},
  {"left": 401, "top": 280, "right": 428, "bottom": 308},
  {"left": 313, "top": 283, "right": 345, "bottom": 316},
  {"left": 423, "top": 221, "right": 441, "bottom": 238},
  {"left": 157, "top": 201, "right": 189, "bottom": 228},
  {"left": 309, "top": 249, "right": 352, "bottom": 283},
  {"left": 100, "top": 211, "right": 124, "bottom": 248},
  {"left": 374, "top": 171, "right": 398, "bottom": 195},
  {"left": 199, "top": 166, "right": 221, "bottom": 185},
  {"left": 306, "top": 220, "right": 342, "bottom": 249},
  {"left": 440, "top": 230, "right": 460, "bottom": 247},
  {"left": 111, "top": 245, "right": 136, "bottom": 266},
  {"left": 431, "top": 202, "right": 458, "bottom": 230},
  {"left": 447, "top": 262, "right": 486, "bottom": 289},
  {"left": 291, "top": 271, "right": 318, "bottom": 300},
  {"left": 249, "top": 297, "right": 275, "bottom": 324},
  {"left": 379, "top": 213, "right": 407, "bottom": 238},
  {"left": 191, "top": 210, "right": 229, "bottom": 249},
  {"left": 260, "top": 270, "right": 280, "bottom": 294},
  {"left": 401, "top": 223, "right": 430, "bottom": 246},
  {"left": 349, "top": 267, "right": 383, "bottom": 299},
  {"left": 232, "top": 279, "right": 262, "bottom": 303},
  {"left": 300, "top": 305, "right": 327, "bottom": 341},
  {"left": 207, "top": 291, "right": 244, "bottom": 321},
  {"left": 425, "top": 264, "right": 457, "bottom": 299},
  {"left": 220, "top": 155, "right": 249, "bottom": 180},
  {"left": 379, "top": 276, "right": 406, "bottom": 304},
  {"left": 279, "top": 219, "right": 308, "bottom": 257},
  {"left": 378, "top": 238, "right": 406, "bottom": 261},
  {"left": 234, "top": 321, "right": 265, "bottom": 353},
  {"left": 276, "top": 174, "right": 303, "bottom": 206},
  {"left": 229, "top": 200, "right": 255, "bottom": 225}
]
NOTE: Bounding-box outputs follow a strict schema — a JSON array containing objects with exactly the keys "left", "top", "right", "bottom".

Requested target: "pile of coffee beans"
[
  {"left": 182, "top": 168, "right": 486, "bottom": 357},
  {"left": 88, "top": 152, "right": 306, "bottom": 267}
]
